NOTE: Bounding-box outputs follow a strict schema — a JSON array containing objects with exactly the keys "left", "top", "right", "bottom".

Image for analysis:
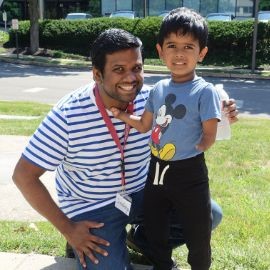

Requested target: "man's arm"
[{"left": 12, "top": 157, "right": 109, "bottom": 267}]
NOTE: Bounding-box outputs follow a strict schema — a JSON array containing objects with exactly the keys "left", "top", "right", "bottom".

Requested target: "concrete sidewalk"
[
  {"left": 0, "top": 252, "right": 153, "bottom": 270},
  {"left": 0, "top": 135, "right": 155, "bottom": 270}
]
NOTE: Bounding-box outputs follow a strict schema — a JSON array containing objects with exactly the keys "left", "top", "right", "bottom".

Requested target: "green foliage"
[
  {"left": 205, "top": 20, "right": 270, "bottom": 66},
  {"left": 259, "top": 0, "right": 270, "bottom": 10},
  {"left": 0, "top": 30, "right": 9, "bottom": 45},
  {"left": 6, "top": 17, "right": 270, "bottom": 66}
]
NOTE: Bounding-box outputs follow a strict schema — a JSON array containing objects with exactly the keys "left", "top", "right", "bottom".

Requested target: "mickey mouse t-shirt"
[{"left": 145, "top": 76, "right": 221, "bottom": 161}]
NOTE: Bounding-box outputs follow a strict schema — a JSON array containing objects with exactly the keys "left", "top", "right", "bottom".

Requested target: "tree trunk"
[{"left": 28, "top": 0, "right": 39, "bottom": 54}]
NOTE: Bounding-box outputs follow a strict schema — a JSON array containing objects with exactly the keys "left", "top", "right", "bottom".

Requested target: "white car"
[
  {"left": 65, "top": 13, "right": 92, "bottom": 20},
  {"left": 258, "top": 11, "right": 270, "bottom": 22},
  {"left": 109, "top": 11, "right": 136, "bottom": 19},
  {"left": 206, "top": 13, "right": 235, "bottom": 21}
]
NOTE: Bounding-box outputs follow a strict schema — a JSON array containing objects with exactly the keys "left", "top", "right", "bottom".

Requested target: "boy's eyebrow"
[{"left": 164, "top": 41, "right": 197, "bottom": 47}]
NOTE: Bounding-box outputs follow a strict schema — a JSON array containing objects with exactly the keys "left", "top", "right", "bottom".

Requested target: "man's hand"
[
  {"left": 224, "top": 99, "right": 238, "bottom": 124},
  {"left": 65, "top": 221, "right": 110, "bottom": 268}
]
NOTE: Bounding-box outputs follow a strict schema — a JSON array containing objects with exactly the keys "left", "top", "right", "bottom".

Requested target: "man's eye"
[
  {"left": 134, "top": 66, "right": 143, "bottom": 72},
  {"left": 114, "top": 67, "right": 124, "bottom": 72}
]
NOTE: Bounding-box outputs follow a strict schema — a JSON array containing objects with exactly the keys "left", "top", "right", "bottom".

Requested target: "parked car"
[
  {"left": 158, "top": 10, "right": 170, "bottom": 18},
  {"left": 258, "top": 11, "right": 270, "bottom": 22},
  {"left": 109, "top": 10, "right": 136, "bottom": 19},
  {"left": 65, "top": 13, "right": 92, "bottom": 20},
  {"left": 206, "top": 13, "right": 235, "bottom": 21}
]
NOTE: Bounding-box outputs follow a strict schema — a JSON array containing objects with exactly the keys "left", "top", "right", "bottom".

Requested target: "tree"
[
  {"left": 259, "top": 0, "right": 270, "bottom": 10},
  {"left": 28, "top": 0, "right": 39, "bottom": 54}
]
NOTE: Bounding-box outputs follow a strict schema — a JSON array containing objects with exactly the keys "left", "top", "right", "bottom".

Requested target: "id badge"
[{"left": 115, "top": 192, "right": 132, "bottom": 216}]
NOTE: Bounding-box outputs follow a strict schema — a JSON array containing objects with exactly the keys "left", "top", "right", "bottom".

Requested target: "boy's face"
[
  {"left": 93, "top": 48, "right": 144, "bottom": 109},
  {"left": 156, "top": 32, "right": 208, "bottom": 83}
]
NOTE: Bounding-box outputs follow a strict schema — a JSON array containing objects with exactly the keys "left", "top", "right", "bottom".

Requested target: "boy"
[{"left": 111, "top": 8, "right": 220, "bottom": 270}]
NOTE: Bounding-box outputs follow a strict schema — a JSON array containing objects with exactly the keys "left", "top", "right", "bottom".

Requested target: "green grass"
[
  {"left": 0, "top": 221, "right": 66, "bottom": 256},
  {"left": 0, "top": 102, "right": 269, "bottom": 269},
  {"left": 0, "top": 101, "right": 52, "bottom": 135}
]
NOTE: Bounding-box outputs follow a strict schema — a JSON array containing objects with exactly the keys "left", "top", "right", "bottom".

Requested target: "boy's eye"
[
  {"left": 184, "top": 45, "right": 193, "bottom": 50},
  {"left": 167, "top": 44, "right": 176, "bottom": 49}
]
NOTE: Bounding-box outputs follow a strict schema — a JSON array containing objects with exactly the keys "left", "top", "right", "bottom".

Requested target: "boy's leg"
[
  {"left": 169, "top": 156, "right": 211, "bottom": 270},
  {"left": 128, "top": 198, "right": 222, "bottom": 252},
  {"left": 143, "top": 180, "right": 174, "bottom": 270}
]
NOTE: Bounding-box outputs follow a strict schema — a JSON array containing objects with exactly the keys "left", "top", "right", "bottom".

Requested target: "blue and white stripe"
[{"left": 23, "top": 83, "right": 151, "bottom": 218}]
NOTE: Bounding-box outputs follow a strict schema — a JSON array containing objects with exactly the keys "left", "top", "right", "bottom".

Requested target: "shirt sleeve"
[
  {"left": 144, "top": 87, "right": 155, "bottom": 113},
  {"left": 22, "top": 106, "right": 69, "bottom": 171},
  {"left": 199, "top": 84, "right": 221, "bottom": 122}
]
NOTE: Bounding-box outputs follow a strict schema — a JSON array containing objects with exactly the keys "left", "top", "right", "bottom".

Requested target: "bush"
[
  {"left": 0, "top": 30, "right": 9, "bottom": 45},
  {"left": 6, "top": 18, "right": 270, "bottom": 66}
]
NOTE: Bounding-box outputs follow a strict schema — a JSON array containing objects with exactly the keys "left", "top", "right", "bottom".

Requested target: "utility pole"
[
  {"left": 251, "top": 0, "right": 260, "bottom": 73},
  {"left": 144, "top": 0, "right": 147, "bottom": 18}
]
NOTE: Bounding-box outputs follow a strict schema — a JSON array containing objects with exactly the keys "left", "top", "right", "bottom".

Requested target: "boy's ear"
[
  {"left": 156, "top": 43, "right": 164, "bottom": 60},
  {"left": 198, "top": 47, "right": 208, "bottom": 62},
  {"left": 92, "top": 67, "right": 102, "bottom": 83}
]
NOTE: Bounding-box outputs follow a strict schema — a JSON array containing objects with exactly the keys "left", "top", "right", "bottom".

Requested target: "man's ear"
[
  {"left": 92, "top": 67, "right": 103, "bottom": 83},
  {"left": 198, "top": 47, "right": 208, "bottom": 63},
  {"left": 156, "top": 43, "right": 164, "bottom": 60}
]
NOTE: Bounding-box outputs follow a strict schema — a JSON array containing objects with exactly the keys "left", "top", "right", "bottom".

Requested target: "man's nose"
[{"left": 125, "top": 71, "right": 137, "bottom": 81}]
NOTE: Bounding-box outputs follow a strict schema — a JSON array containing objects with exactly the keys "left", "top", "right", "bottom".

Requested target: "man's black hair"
[
  {"left": 157, "top": 7, "right": 208, "bottom": 50},
  {"left": 91, "top": 28, "right": 143, "bottom": 74}
]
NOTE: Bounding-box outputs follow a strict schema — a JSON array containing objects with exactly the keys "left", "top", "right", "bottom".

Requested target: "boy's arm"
[
  {"left": 110, "top": 107, "right": 153, "bottom": 133},
  {"left": 196, "top": 118, "right": 218, "bottom": 152}
]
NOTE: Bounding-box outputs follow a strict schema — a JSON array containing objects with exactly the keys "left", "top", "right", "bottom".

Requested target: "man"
[{"left": 13, "top": 28, "right": 238, "bottom": 270}]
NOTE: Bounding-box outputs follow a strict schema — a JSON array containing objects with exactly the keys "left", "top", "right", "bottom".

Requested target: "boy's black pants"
[{"left": 143, "top": 153, "right": 212, "bottom": 270}]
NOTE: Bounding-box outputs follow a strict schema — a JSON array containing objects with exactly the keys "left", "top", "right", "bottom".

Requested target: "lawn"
[{"left": 0, "top": 102, "right": 269, "bottom": 269}]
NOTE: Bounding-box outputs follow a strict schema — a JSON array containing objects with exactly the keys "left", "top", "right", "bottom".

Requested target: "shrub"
[{"left": 6, "top": 18, "right": 270, "bottom": 66}]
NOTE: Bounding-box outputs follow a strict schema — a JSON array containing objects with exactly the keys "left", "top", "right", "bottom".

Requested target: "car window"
[
  {"left": 206, "top": 14, "right": 233, "bottom": 21},
  {"left": 110, "top": 11, "right": 135, "bottom": 19},
  {"left": 65, "top": 13, "right": 92, "bottom": 20}
]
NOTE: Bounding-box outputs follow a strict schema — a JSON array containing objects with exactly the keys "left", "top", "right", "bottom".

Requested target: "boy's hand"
[
  {"left": 110, "top": 107, "right": 121, "bottom": 118},
  {"left": 224, "top": 99, "right": 238, "bottom": 124}
]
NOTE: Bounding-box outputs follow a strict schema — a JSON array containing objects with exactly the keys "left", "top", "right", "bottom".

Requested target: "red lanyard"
[{"left": 93, "top": 84, "right": 134, "bottom": 188}]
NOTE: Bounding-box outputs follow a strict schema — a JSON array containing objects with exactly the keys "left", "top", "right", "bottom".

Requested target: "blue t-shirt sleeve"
[{"left": 199, "top": 84, "right": 221, "bottom": 122}]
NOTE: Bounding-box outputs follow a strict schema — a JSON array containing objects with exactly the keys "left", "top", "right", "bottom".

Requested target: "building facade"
[
  {"left": 101, "top": 0, "right": 254, "bottom": 18},
  {"left": 1, "top": 0, "right": 254, "bottom": 20}
]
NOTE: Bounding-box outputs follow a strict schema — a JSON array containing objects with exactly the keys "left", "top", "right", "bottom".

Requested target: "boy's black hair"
[
  {"left": 157, "top": 7, "right": 208, "bottom": 50},
  {"left": 91, "top": 28, "right": 143, "bottom": 74}
]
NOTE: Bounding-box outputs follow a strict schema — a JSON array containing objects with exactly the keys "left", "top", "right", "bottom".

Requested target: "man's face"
[{"left": 93, "top": 48, "right": 144, "bottom": 108}]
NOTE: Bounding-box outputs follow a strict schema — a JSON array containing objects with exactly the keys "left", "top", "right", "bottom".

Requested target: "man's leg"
[
  {"left": 69, "top": 189, "right": 145, "bottom": 270},
  {"left": 71, "top": 203, "right": 132, "bottom": 270}
]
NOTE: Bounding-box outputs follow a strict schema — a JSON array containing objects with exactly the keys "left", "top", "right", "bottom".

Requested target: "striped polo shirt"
[{"left": 22, "top": 83, "right": 151, "bottom": 218}]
